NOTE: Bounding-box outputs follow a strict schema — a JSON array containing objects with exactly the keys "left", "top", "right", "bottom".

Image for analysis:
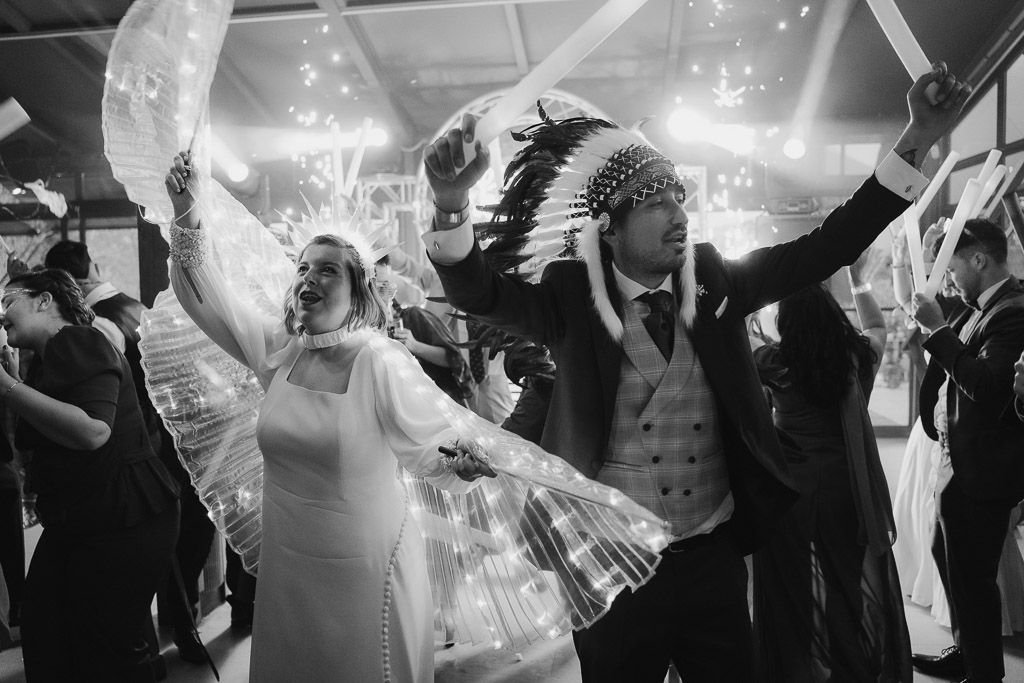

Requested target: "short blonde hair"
[{"left": 282, "top": 234, "right": 388, "bottom": 335}]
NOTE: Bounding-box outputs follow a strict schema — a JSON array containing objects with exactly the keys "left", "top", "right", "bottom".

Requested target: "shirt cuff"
[
  {"left": 422, "top": 218, "right": 474, "bottom": 265},
  {"left": 876, "top": 150, "right": 929, "bottom": 201}
]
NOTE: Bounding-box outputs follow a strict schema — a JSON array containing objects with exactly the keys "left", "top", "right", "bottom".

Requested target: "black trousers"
[
  {"left": 933, "top": 477, "right": 1012, "bottom": 682},
  {"left": 0, "top": 488, "right": 24, "bottom": 628},
  {"left": 160, "top": 483, "right": 216, "bottom": 635},
  {"left": 573, "top": 523, "right": 753, "bottom": 683},
  {"left": 21, "top": 502, "right": 179, "bottom": 682}
]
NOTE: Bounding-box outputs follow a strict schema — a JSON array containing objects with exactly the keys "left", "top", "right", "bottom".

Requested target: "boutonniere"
[{"left": 696, "top": 284, "right": 707, "bottom": 298}]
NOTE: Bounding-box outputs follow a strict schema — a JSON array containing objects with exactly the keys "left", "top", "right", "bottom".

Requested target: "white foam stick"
[
  {"left": 863, "top": 0, "right": 939, "bottom": 102},
  {"left": 973, "top": 149, "right": 1002, "bottom": 196},
  {"left": 915, "top": 151, "right": 960, "bottom": 215},
  {"left": 925, "top": 178, "right": 982, "bottom": 298},
  {"left": 970, "top": 164, "right": 1006, "bottom": 217},
  {"left": 0, "top": 234, "right": 11, "bottom": 255},
  {"left": 459, "top": 0, "right": 650, "bottom": 166},
  {"left": 981, "top": 166, "right": 1015, "bottom": 219},
  {"left": 0, "top": 99, "right": 29, "bottom": 142},
  {"left": 343, "top": 117, "right": 374, "bottom": 198},
  {"left": 331, "top": 121, "right": 345, "bottom": 204},
  {"left": 903, "top": 206, "right": 926, "bottom": 292}
]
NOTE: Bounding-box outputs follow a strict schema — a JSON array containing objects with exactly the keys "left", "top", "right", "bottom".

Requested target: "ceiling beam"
[
  {"left": 317, "top": 0, "right": 418, "bottom": 146},
  {"left": 503, "top": 4, "right": 529, "bottom": 76},
  {"left": 0, "top": 0, "right": 577, "bottom": 41},
  {"left": 661, "top": 0, "right": 685, "bottom": 92}
]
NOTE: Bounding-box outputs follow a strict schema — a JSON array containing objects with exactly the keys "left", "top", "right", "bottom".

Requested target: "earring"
[{"left": 597, "top": 212, "right": 611, "bottom": 233}]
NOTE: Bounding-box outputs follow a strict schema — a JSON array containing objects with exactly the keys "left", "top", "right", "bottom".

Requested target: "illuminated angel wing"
[
  {"left": 102, "top": 0, "right": 288, "bottom": 570},
  {"left": 102, "top": 0, "right": 669, "bottom": 651}
]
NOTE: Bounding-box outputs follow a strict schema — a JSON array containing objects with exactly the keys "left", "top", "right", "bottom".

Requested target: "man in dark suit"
[
  {"left": 910, "top": 218, "right": 1024, "bottom": 683},
  {"left": 43, "top": 241, "right": 216, "bottom": 665},
  {"left": 421, "top": 66, "right": 968, "bottom": 682}
]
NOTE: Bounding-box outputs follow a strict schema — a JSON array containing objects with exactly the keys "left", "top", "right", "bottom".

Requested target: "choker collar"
[{"left": 300, "top": 326, "right": 354, "bottom": 349}]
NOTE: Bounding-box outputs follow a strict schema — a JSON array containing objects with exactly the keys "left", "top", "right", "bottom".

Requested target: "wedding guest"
[
  {"left": 910, "top": 218, "right": 1024, "bottom": 683},
  {"left": 422, "top": 64, "right": 967, "bottom": 682},
  {"left": 1, "top": 269, "right": 180, "bottom": 681},
  {"left": 752, "top": 260, "right": 911, "bottom": 682}
]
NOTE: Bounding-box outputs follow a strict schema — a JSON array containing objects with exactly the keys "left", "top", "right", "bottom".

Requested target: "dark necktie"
[{"left": 638, "top": 290, "right": 675, "bottom": 360}]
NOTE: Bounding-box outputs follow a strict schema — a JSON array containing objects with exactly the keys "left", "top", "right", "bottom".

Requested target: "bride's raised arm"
[{"left": 164, "top": 151, "right": 292, "bottom": 389}]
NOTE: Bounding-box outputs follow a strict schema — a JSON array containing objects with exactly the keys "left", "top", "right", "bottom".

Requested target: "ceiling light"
[{"left": 783, "top": 138, "right": 806, "bottom": 160}]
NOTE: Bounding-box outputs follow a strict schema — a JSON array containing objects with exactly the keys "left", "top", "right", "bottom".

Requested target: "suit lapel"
[{"left": 594, "top": 261, "right": 624, "bottom": 431}]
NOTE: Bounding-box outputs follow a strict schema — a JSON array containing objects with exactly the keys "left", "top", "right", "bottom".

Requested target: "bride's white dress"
[{"left": 172, "top": 255, "right": 474, "bottom": 682}]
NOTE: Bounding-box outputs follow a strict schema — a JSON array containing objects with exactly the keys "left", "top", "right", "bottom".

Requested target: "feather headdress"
[
  {"left": 269, "top": 194, "right": 395, "bottom": 281},
  {"left": 478, "top": 108, "right": 699, "bottom": 340}
]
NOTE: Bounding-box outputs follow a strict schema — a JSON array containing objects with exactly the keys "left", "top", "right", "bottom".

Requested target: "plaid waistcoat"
[{"left": 597, "top": 300, "right": 730, "bottom": 536}]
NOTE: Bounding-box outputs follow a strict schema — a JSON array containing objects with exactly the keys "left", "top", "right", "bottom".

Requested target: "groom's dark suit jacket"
[
  {"left": 433, "top": 175, "right": 910, "bottom": 553},
  {"left": 920, "top": 276, "right": 1024, "bottom": 504}
]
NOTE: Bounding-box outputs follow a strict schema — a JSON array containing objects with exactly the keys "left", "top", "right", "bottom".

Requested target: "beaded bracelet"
[{"left": 5, "top": 381, "right": 21, "bottom": 397}]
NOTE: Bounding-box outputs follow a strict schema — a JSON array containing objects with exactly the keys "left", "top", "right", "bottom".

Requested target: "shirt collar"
[
  {"left": 611, "top": 262, "right": 672, "bottom": 302},
  {"left": 976, "top": 277, "right": 1010, "bottom": 312},
  {"left": 83, "top": 281, "right": 118, "bottom": 307}
]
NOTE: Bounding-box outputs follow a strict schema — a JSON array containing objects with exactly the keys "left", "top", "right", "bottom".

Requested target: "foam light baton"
[
  {"left": 971, "top": 164, "right": 1007, "bottom": 217},
  {"left": 902, "top": 207, "right": 926, "bottom": 291},
  {"left": 924, "top": 178, "right": 981, "bottom": 298},
  {"left": 899, "top": 150, "right": 960, "bottom": 289},
  {"left": 343, "top": 117, "right": 374, "bottom": 198},
  {"left": 981, "top": 166, "right": 1016, "bottom": 219},
  {"left": 863, "top": 0, "right": 939, "bottom": 102},
  {"left": 459, "top": 0, "right": 650, "bottom": 166},
  {"left": 0, "top": 99, "right": 29, "bottom": 143},
  {"left": 915, "top": 151, "right": 961, "bottom": 216}
]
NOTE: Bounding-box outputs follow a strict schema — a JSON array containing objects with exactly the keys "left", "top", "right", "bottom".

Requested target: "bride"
[{"left": 164, "top": 151, "right": 495, "bottom": 683}]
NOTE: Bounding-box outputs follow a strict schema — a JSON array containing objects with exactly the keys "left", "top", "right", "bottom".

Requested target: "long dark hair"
[
  {"left": 776, "top": 282, "right": 876, "bottom": 406},
  {"left": 7, "top": 269, "right": 95, "bottom": 326}
]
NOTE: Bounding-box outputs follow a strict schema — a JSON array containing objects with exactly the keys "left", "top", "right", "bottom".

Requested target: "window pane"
[
  {"left": 824, "top": 144, "right": 842, "bottom": 175},
  {"left": 844, "top": 143, "right": 881, "bottom": 176},
  {"left": 1007, "top": 54, "right": 1024, "bottom": 144},
  {"left": 948, "top": 164, "right": 980, "bottom": 211},
  {"left": 85, "top": 229, "right": 141, "bottom": 300},
  {"left": 951, "top": 86, "right": 997, "bottom": 157}
]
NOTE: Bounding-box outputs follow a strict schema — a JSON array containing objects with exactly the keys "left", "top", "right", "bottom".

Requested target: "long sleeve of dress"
[
  {"left": 169, "top": 223, "right": 295, "bottom": 390},
  {"left": 367, "top": 338, "right": 477, "bottom": 495}
]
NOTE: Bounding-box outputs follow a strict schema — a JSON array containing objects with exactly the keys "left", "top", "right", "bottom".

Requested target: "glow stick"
[
  {"left": 981, "top": 166, "right": 1015, "bottom": 219},
  {"left": 902, "top": 206, "right": 926, "bottom": 291},
  {"left": 0, "top": 235, "right": 11, "bottom": 255},
  {"left": 915, "top": 151, "right": 960, "bottom": 215},
  {"left": 971, "top": 164, "right": 1006, "bottom": 217},
  {"left": 973, "top": 149, "right": 1002, "bottom": 197},
  {"left": 460, "top": 0, "right": 650, "bottom": 166},
  {"left": 0, "top": 99, "right": 29, "bottom": 142},
  {"left": 343, "top": 117, "right": 374, "bottom": 197},
  {"left": 331, "top": 121, "right": 345, "bottom": 203},
  {"left": 863, "top": 0, "right": 938, "bottom": 102},
  {"left": 924, "top": 178, "right": 981, "bottom": 298}
]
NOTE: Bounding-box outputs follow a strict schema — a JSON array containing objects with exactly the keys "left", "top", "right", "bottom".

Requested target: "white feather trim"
[{"left": 578, "top": 217, "right": 624, "bottom": 341}]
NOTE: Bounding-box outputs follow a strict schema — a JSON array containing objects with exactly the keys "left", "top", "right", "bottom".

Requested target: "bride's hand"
[
  {"left": 164, "top": 151, "right": 200, "bottom": 230},
  {"left": 439, "top": 438, "right": 497, "bottom": 482}
]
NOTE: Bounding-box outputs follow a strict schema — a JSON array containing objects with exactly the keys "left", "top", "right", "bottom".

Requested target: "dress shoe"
[
  {"left": 911, "top": 645, "right": 965, "bottom": 678},
  {"left": 173, "top": 629, "right": 208, "bottom": 665}
]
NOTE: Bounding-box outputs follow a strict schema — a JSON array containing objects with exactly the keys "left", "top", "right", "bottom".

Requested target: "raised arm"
[{"left": 164, "top": 152, "right": 289, "bottom": 385}]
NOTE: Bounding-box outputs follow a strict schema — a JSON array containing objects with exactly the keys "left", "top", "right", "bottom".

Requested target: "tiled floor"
[{"left": 1, "top": 438, "right": 1022, "bottom": 682}]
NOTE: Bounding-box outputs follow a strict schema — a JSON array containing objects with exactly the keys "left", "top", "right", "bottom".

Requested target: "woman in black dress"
[
  {"left": 0, "top": 269, "right": 179, "bottom": 682},
  {"left": 752, "top": 265, "right": 911, "bottom": 682}
]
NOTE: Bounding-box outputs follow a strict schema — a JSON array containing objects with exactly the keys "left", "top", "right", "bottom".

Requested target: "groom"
[{"left": 423, "top": 65, "right": 968, "bottom": 681}]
